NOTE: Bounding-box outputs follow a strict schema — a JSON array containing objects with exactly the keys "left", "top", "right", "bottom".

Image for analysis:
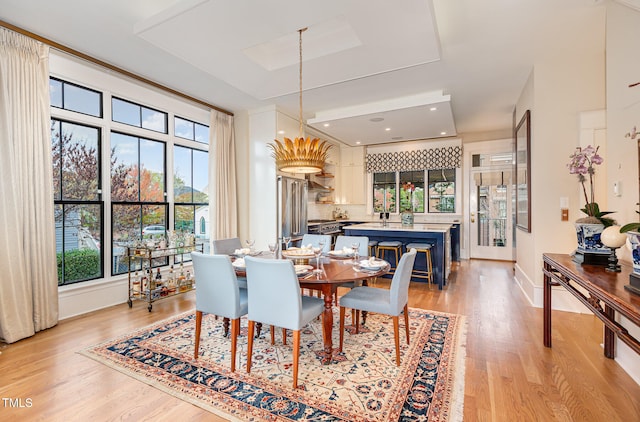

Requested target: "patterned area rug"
[{"left": 80, "top": 307, "right": 466, "bottom": 421}]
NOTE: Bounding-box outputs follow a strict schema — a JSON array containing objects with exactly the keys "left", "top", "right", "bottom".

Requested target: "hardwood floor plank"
[{"left": 0, "top": 259, "right": 638, "bottom": 421}]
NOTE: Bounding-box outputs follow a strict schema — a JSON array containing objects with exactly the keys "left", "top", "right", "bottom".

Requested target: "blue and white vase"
[
  {"left": 574, "top": 222, "right": 609, "bottom": 255},
  {"left": 625, "top": 231, "right": 640, "bottom": 274}
]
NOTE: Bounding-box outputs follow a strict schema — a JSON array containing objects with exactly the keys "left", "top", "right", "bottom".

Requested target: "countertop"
[{"left": 343, "top": 222, "right": 452, "bottom": 233}]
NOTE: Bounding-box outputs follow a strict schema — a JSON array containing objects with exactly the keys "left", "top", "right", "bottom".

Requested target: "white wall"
[
  {"left": 514, "top": 11, "right": 606, "bottom": 309},
  {"left": 605, "top": 2, "right": 640, "bottom": 385}
]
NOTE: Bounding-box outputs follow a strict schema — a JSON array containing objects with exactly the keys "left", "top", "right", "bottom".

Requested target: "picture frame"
[{"left": 515, "top": 110, "right": 531, "bottom": 232}]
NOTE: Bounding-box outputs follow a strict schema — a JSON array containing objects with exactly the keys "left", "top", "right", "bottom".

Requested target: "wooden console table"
[{"left": 543, "top": 253, "right": 640, "bottom": 358}]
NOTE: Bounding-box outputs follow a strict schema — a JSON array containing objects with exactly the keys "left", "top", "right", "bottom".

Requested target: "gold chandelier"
[{"left": 268, "top": 28, "right": 331, "bottom": 174}]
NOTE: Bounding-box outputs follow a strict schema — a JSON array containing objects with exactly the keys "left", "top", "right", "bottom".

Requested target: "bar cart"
[{"left": 126, "top": 243, "right": 203, "bottom": 311}]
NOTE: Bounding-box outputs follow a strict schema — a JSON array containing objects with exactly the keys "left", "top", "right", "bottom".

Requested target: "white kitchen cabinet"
[{"left": 338, "top": 146, "right": 366, "bottom": 204}]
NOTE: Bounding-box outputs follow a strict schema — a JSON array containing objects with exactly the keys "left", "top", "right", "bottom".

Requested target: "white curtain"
[
  {"left": 0, "top": 28, "right": 58, "bottom": 343},
  {"left": 211, "top": 110, "right": 238, "bottom": 239}
]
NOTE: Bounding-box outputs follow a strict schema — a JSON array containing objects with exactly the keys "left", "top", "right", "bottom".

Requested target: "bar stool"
[
  {"left": 368, "top": 240, "right": 378, "bottom": 257},
  {"left": 376, "top": 240, "right": 403, "bottom": 274},
  {"left": 405, "top": 242, "right": 433, "bottom": 286}
]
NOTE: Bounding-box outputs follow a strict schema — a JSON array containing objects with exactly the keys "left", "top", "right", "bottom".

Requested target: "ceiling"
[{"left": 0, "top": 0, "right": 610, "bottom": 146}]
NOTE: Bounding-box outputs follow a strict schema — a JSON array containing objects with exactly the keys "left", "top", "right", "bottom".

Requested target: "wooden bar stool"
[
  {"left": 376, "top": 240, "right": 403, "bottom": 274},
  {"left": 368, "top": 240, "right": 378, "bottom": 257},
  {"left": 405, "top": 242, "right": 433, "bottom": 286}
]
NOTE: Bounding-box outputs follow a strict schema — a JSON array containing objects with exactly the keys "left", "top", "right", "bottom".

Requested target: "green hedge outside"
[{"left": 57, "top": 248, "right": 101, "bottom": 285}]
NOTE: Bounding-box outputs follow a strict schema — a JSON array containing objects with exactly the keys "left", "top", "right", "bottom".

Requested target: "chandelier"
[{"left": 269, "top": 28, "right": 331, "bottom": 174}]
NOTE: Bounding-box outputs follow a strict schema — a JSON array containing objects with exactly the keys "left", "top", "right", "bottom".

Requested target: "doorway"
[{"left": 469, "top": 151, "right": 515, "bottom": 261}]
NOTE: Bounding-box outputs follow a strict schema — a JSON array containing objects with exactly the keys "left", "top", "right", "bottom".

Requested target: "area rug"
[{"left": 80, "top": 307, "right": 466, "bottom": 421}]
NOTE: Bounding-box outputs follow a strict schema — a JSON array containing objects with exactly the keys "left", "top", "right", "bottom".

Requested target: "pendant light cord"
[{"left": 298, "top": 27, "right": 307, "bottom": 139}]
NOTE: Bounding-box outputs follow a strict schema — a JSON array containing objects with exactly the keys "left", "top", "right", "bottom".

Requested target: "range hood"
[{"left": 305, "top": 175, "right": 331, "bottom": 191}]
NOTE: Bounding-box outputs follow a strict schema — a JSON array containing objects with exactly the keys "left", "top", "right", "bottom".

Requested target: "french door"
[{"left": 469, "top": 158, "right": 515, "bottom": 261}]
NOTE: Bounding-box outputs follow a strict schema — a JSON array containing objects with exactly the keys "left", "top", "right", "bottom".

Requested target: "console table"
[{"left": 542, "top": 253, "right": 640, "bottom": 359}]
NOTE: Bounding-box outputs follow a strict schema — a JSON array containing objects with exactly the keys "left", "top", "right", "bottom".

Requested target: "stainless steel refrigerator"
[{"left": 277, "top": 176, "right": 308, "bottom": 243}]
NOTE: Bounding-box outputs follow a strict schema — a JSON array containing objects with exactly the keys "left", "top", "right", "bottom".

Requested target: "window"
[
  {"left": 50, "top": 77, "right": 102, "bottom": 117},
  {"left": 51, "top": 63, "right": 211, "bottom": 286},
  {"left": 175, "top": 116, "right": 209, "bottom": 144},
  {"left": 372, "top": 168, "right": 457, "bottom": 214},
  {"left": 174, "top": 145, "right": 210, "bottom": 254},
  {"left": 112, "top": 97, "right": 168, "bottom": 133},
  {"left": 428, "top": 169, "right": 456, "bottom": 213},
  {"left": 111, "top": 132, "right": 167, "bottom": 274},
  {"left": 51, "top": 119, "right": 103, "bottom": 285},
  {"left": 373, "top": 172, "right": 396, "bottom": 213},
  {"left": 399, "top": 171, "right": 425, "bottom": 213}
]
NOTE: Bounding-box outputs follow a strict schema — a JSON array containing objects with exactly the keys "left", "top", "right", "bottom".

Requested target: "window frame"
[
  {"left": 112, "top": 96, "right": 168, "bottom": 134},
  {"left": 50, "top": 77, "right": 103, "bottom": 118},
  {"left": 52, "top": 118, "right": 105, "bottom": 285},
  {"left": 372, "top": 168, "right": 459, "bottom": 215}
]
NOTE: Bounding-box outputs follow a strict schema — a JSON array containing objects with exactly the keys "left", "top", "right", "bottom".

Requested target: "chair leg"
[
  {"left": 293, "top": 330, "right": 301, "bottom": 389},
  {"left": 339, "top": 306, "right": 346, "bottom": 352},
  {"left": 247, "top": 320, "right": 255, "bottom": 373},
  {"left": 355, "top": 310, "right": 360, "bottom": 334},
  {"left": 393, "top": 315, "right": 400, "bottom": 366},
  {"left": 230, "top": 318, "right": 239, "bottom": 372},
  {"left": 194, "top": 310, "right": 203, "bottom": 359},
  {"left": 270, "top": 325, "right": 275, "bottom": 345},
  {"left": 403, "top": 304, "right": 410, "bottom": 345},
  {"left": 282, "top": 328, "right": 287, "bottom": 345}
]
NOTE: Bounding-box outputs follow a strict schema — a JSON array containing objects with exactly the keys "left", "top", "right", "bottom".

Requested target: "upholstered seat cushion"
[
  {"left": 339, "top": 286, "right": 396, "bottom": 315},
  {"left": 405, "top": 243, "right": 431, "bottom": 250},
  {"left": 237, "top": 276, "right": 247, "bottom": 289},
  {"left": 378, "top": 241, "right": 403, "bottom": 247}
]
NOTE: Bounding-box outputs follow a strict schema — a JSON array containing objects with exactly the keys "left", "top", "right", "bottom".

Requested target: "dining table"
[{"left": 234, "top": 250, "right": 390, "bottom": 364}]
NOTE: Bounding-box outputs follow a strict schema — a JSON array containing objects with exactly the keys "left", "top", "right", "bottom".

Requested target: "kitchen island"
[{"left": 343, "top": 222, "right": 452, "bottom": 289}]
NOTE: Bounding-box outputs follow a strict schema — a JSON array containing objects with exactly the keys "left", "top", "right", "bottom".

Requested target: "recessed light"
[
  {"left": 430, "top": 107, "right": 437, "bottom": 111},
  {"left": 385, "top": 128, "right": 391, "bottom": 131},
  {"left": 355, "top": 141, "right": 361, "bottom": 145},
  {"left": 323, "top": 123, "right": 330, "bottom": 127},
  {"left": 277, "top": 130, "right": 285, "bottom": 134},
  {"left": 440, "top": 131, "right": 447, "bottom": 135},
  {"left": 370, "top": 117, "right": 384, "bottom": 122}
]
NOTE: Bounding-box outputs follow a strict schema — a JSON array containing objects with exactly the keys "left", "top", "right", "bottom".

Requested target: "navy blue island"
[{"left": 344, "top": 222, "right": 452, "bottom": 289}]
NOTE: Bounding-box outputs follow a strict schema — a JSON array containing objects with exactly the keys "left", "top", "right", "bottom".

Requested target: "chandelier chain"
[{"left": 298, "top": 27, "right": 307, "bottom": 139}]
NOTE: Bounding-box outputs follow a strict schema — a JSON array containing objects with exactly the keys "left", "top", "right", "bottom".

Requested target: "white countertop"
[{"left": 343, "top": 222, "right": 452, "bottom": 233}]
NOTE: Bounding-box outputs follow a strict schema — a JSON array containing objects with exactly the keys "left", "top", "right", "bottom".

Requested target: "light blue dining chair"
[
  {"left": 338, "top": 248, "right": 417, "bottom": 366},
  {"left": 244, "top": 256, "right": 324, "bottom": 389},
  {"left": 333, "top": 235, "right": 371, "bottom": 306},
  {"left": 212, "top": 237, "right": 242, "bottom": 254},
  {"left": 334, "top": 235, "right": 369, "bottom": 257},
  {"left": 212, "top": 237, "right": 247, "bottom": 289},
  {"left": 301, "top": 234, "right": 332, "bottom": 252},
  {"left": 191, "top": 252, "right": 248, "bottom": 372}
]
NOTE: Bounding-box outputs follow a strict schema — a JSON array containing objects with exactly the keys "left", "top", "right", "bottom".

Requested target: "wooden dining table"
[{"left": 235, "top": 252, "right": 390, "bottom": 364}]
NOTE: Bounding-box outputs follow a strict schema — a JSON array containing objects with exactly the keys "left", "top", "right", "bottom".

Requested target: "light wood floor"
[{"left": 0, "top": 259, "right": 639, "bottom": 421}]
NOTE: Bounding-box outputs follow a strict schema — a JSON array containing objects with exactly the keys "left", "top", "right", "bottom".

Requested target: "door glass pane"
[{"left": 477, "top": 185, "right": 508, "bottom": 247}]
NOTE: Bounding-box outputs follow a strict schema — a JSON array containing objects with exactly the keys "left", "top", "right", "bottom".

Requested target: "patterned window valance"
[{"left": 365, "top": 146, "right": 463, "bottom": 173}]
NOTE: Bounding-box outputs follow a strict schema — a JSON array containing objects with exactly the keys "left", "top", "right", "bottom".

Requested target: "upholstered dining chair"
[
  {"left": 333, "top": 235, "right": 371, "bottom": 306},
  {"left": 334, "top": 235, "right": 369, "bottom": 257},
  {"left": 301, "top": 233, "right": 332, "bottom": 252},
  {"left": 338, "top": 248, "right": 417, "bottom": 366},
  {"left": 191, "top": 252, "right": 248, "bottom": 372},
  {"left": 244, "top": 256, "right": 324, "bottom": 389},
  {"left": 212, "top": 237, "right": 247, "bottom": 289}
]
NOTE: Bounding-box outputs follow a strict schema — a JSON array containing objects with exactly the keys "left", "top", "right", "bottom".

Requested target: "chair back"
[
  {"left": 334, "top": 235, "right": 369, "bottom": 257},
  {"left": 301, "top": 234, "right": 332, "bottom": 252},
  {"left": 191, "top": 252, "right": 244, "bottom": 319},
  {"left": 244, "top": 257, "right": 304, "bottom": 330},
  {"left": 389, "top": 248, "right": 417, "bottom": 314},
  {"left": 212, "top": 237, "right": 242, "bottom": 255}
]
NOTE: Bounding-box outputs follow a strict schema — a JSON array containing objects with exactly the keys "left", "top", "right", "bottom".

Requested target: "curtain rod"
[{"left": 0, "top": 19, "right": 233, "bottom": 116}]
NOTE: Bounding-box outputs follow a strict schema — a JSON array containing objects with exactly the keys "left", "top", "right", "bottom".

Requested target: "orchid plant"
[{"left": 567, "top": 145, "right": 615, "bottom": 227}]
